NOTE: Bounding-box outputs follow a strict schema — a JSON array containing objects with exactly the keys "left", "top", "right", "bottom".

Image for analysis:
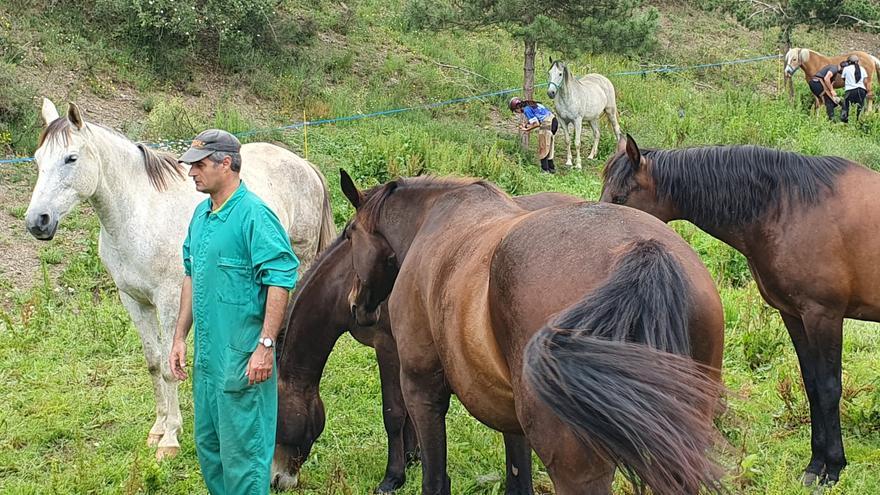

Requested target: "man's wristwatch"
[{"left": 259, "top": 336, "right": 274, "bottom": 349}]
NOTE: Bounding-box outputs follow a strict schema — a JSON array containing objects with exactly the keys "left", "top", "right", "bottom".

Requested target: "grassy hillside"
[{"left": 1, "top": 1, "right": 879, "bottom": 493}]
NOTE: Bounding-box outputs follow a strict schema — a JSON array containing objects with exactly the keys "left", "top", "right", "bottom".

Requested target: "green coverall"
[{"left": 183, "top": 182, "right": 299, "bottom": 495}]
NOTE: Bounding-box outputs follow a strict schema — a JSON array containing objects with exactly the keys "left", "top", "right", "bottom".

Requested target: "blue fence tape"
[{"left": 1, "top": 54, "right": 782, "bottom": 165}]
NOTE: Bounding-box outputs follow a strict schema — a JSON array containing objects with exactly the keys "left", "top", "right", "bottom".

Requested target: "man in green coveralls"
[{"left": 169, "top": 129, "right": 299, "bottom": 494}]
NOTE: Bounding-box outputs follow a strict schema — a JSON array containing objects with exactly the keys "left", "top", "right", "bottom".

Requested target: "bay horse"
[
  {"left": 24, "top": 99, "right": 336, "bottom": 460},
  {"left": 784, "top": 47, "right": 880, "bottom": 113},
  {"left": 600, "top": 135, "right": 880, "bottom": 486},
  {"left": 272, "top": 191, "right": 581, "bottom": 494},
  {"left": 340, "top": 170, "right": 726, "bottom": 494},
  {"left": 547, "top": 58, "right": 622, "bottom": 168}
]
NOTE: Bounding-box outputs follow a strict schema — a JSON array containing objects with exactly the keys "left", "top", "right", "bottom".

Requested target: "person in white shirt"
[{"left": 841, "top": 54, "right": 868, "bottom": 123}]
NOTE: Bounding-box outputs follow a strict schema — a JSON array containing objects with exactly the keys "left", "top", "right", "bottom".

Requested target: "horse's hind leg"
[
  {"left": 514, "top": 379, "right": 614, "bottom": 494},
  {"left": 606, "top": 107, "right": 622, "bottom": 143},
  {"left": 502, "top": 433, "right": 534, "bottom": 495},
  {"left": 119, "top": 294, "right": 168, "bottom": 451},
  {"left": 586, "top": 119, "right": 600, "bottom": 161},
  {"left": 154, "top": 290, "right": 184, "bottom": 460}
]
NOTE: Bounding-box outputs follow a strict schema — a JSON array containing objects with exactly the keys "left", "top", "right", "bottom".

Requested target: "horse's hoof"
[
  {"left": 156, "top": 446, "right": 179, "bottom": 461},
  {"left": 374, "top": 475, "right": 405, "bottom": 493},
  {"left": 272, "top": 471, "right": 299, "bottom": 490},
  {"left": 802, "top": 472, "right": 819, "bottom": 487},
  {"left": 146, "top": 433, "right": 163, "bottom": 447}
]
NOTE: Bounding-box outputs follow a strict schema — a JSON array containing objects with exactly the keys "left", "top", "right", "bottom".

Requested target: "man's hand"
[
  {"left": 246, "top": 345, "right": 274, "bottom": 385},
  {"left": 832, "top": 95, "right": 842, "bottom": 105},
  {"left": 169, "top": 338, "right": 188, "bottom": 381}
]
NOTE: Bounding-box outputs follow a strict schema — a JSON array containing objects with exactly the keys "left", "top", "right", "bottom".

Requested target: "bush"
[{"left": 0, "top": 62, "right": 38, "bottom": 155}]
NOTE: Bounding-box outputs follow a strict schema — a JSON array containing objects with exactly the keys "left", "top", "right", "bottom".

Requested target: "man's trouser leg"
[{"left": 195, "top": 377, "right": 227, "bottom": 495}]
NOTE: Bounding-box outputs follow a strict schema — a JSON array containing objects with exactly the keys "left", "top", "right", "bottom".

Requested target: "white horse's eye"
[{"left": 64, "top": 154, "right": 78, "bottom": 164}]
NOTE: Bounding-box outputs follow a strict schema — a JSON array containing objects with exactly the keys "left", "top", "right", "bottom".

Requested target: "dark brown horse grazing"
[
  {"left": 600, "top": 135, "right": 880, "bottom": 486},
  {"left": 272, "top": 191, "right": 581, "bottom": 494},
  {"left": 340, "top": 170, "right": 726, "bottom": 495}
]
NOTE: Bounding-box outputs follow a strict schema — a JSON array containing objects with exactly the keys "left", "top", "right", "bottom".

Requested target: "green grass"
[{"left": 1, "top": 0, "right": 880, "bottom": 493}]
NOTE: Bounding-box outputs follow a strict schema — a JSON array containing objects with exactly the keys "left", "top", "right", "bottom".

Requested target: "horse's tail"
[
  {"left": 523, "top": 239, "right": 724, "bottom": 495},
  {"left": 307, "top": 161, "right": 337, "bottom": 254}
]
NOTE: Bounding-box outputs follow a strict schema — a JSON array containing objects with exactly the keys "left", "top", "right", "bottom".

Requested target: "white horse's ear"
[
  {"left": 41, "top": 98, "right": 59, "bottom": 127},
  {"left": 67, "top": 102, "right": 85, "bottom": 130},
  {"left": 624, "top": 134, "right": 642, "bottom": 171},
  {"left": 340, "top": 169, "right": 363, "bottom": 209}
]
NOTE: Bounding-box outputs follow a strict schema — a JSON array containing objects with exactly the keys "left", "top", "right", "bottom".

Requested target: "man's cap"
[
  {"left": 179, "top": 129, "right": 242, "bottom": 164},
  {"left": 847, "top": 54, "right": 860, "bottom": 64}
]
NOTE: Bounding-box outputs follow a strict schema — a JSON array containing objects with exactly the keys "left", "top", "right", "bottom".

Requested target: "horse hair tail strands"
[{"left": 523, "top": 239, "right": 725, "bottom": 495}]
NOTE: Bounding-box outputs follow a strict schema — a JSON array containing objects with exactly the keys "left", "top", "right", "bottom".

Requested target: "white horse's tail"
[{"left": 307, "top": 161, "right": 337, "bottom": 254}]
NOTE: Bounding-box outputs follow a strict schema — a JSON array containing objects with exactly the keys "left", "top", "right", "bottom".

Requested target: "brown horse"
[
  {"left": 272, "top": 192, "right": 581, "bottom": 494},
  {"left": 784, "top": 47, "right": 880, "bottom": 113},
  {"left": 340, "top": 170, "right": 726, "bottom": 495},
  {"left": 600, "top": 135, "right": 880, "bottom": 486}
]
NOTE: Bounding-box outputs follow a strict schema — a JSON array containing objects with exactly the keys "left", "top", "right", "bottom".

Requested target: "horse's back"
[
  {"left": 239, "top": 143, "right": 328, "bottom": 265},
  {"left": 579, "top": 73, "right": 617, "bottom": 108},
  {"left": 488, "top": 202, "right": 722, "bottom": 368}
]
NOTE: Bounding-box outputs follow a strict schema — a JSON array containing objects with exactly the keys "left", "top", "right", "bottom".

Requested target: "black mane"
[{"left": 605, "top": 145, "right": 851, "bottom": 227}]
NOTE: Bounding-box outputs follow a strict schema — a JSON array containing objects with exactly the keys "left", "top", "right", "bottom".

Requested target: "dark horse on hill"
[
  {"left": 271, "top": 192, "right": 582, "bottom": 494},
  {"left": 600, "top": 135, "right": 880, "bottom": 486},
  {"left": 340, "top": 170, "right": 727, "bottom": 494}
]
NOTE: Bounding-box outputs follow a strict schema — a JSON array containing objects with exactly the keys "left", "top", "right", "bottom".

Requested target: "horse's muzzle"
[
  {"left": 785, "top": 66, "right": 798, "bottom": 76},
  {"left": 25, "top": 211, "right": 58, "bottom": 240}
]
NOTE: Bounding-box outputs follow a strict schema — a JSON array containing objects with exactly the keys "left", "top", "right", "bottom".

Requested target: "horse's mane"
[
  {"left": 604, "top": 145, "right": 851, "bottom": 227},
  {"left": 38, "top": 118, "right": 185, "bottom": 192},
  {"left": 358, "top": 176, "right": 505, "bottom": 232}
]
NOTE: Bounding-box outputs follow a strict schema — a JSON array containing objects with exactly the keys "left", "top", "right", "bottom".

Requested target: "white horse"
[
  {"left": 25, "top": 99, "right": 336, "bottom": 460},
  {"left": 546, "top": 58, "right": 622, "bottom": 168}
]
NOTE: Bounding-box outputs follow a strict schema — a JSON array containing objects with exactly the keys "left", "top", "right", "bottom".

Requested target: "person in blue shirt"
[{"left": 509, "top": 97, "right": 558, "bottom": 173}]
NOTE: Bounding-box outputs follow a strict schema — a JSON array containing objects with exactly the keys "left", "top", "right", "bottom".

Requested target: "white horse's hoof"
[
  {"left": 156, "top": 446, "right": 179, "bottom": 461},
  {"left": 146, "top": 433, "right": 163, "bottom": 447},
  {"left": 574, "top": 164, "right": 582, "bottom": 170}
]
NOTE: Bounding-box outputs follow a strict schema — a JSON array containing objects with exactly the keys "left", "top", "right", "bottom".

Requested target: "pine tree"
[{"left": 404, "top": 0, "right": 658, "bottom": 148}]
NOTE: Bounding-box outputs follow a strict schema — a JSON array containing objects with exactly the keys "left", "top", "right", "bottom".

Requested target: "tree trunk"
[
  {"left": 782, "top": 25, "right": 794, "bottom": 102},
  {"left": 521, "top": 38, "right": 536, "bottom": 151}
]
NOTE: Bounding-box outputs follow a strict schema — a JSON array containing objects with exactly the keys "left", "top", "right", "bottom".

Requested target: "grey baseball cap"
[{"left": 178, "top": 129, "right": 242, "bottom": 164}]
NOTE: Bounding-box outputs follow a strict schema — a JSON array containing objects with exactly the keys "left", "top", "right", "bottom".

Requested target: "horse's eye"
[
  {"left": 64, "top": 154, "right": 78, "bottom": 164},
  {"left": 612, "top": 195, "right": 627, "bottom": 205}
]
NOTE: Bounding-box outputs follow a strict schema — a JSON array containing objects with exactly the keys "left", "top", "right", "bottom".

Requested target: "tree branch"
[{"left": 837, "top": 14, "right": 880, "bottom": 30}]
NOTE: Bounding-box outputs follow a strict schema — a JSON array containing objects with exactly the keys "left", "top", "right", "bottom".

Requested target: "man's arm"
[
  {"left": 822, "top": 74, "right": 839, "bottom": 101},
  {"left": 247, "top": 286, "right": 289, "bottom": 385},
  {"left": 169, "top": 276, "right": 193, "bottom": 381}
]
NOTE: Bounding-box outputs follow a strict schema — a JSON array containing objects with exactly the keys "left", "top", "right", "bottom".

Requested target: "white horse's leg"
[
  {"left": 560, "top": 120, "right": 573, "bottom": 167},
  {"left": 118, "top": 293, "right": 168, "bottom": 450},
  {"left": 607, "top": 107, "right": 622, "bottom": 143},
  {"left": 587, "top": 119, "right": 600, "bottom": 160},
  {"left": 154, "top": 290, "right": 183, "bottom": 460},
  {"left": 573, "top": 118, "right": 584, "bottom": 168}
]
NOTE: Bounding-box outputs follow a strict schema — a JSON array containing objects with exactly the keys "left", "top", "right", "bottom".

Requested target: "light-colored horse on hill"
[
  {"left": 784, "top": 47, "right": 880, "bottom": 113},
  {"left": 25, "top": 99, "right": 335, "bottom": 460},
  {"left": 547, "top": 58, "right": 622, "bottom": 168}
]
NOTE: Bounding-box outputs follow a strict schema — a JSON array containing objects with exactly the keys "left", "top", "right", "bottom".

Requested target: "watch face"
[{"left": 262, "top": 337, "right": 272, "bottom": 347}]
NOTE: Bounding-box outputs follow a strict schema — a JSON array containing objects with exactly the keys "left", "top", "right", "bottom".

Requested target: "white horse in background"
[
  {"left": 25, "top": 99, "right": 336, "bottom": 460},
  {"left": 547, "top": 58, "right": 622, "bottom": 168}
]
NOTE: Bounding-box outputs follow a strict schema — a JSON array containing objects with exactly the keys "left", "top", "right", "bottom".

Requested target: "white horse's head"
[
  {"left": 25, "top": 99, "right": 101, "bottom": 240},
  {"left": 547, "top": 57, "right": 566, "bottom": 99},
  {"left": 784, "top": 48, "right": 809, "bottom": 77}
]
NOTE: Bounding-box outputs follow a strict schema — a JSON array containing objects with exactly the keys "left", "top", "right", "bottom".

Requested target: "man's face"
[{"left": 188, "top": 156, "right": 229, "bottom": 194}]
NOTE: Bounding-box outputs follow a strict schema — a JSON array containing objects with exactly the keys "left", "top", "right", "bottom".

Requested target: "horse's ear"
[
  {"left": 624, "top": 134, "right": 642, "bottom": 171},
  {"left": 67, "top": 102, "right": 84, "bottom": 130},
  {"left": 340, "top": 169, "right": 363, "bottom": 209},
  {"left": 41, "top": 98, "right": 59, "bottom": 127}
]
